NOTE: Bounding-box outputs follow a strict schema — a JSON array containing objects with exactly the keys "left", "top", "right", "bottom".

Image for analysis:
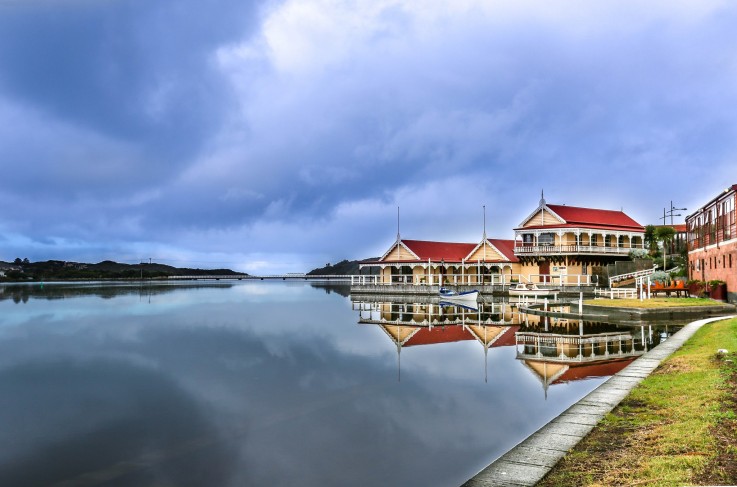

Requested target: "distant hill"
[
  {"left": 307, "top": 259, "right": 379, "bottom": 276},
  {"left": 0, "top": 259, "right": 246, "bottom": 281}
]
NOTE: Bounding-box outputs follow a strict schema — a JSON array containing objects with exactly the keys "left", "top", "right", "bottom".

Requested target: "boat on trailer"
[
  {"left": 438, "top": 287, "right": 479, "bottom": 302},
  {"left": 508, "top": 283, "right": 557, "bottom": 296}
]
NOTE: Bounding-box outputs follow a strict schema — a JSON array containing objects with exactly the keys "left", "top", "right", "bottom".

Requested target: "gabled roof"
[
  {"left": 404, "top": 325, "right": 474, "bottom": 347},
  {"left": 486, "top": 239, "right": 519, "bottom": 262},
  {"left": 466, "top": 325, "right": 520, "bottom": 347},
  {"left": 379, "top": 240, "right": 420, "bottom": 262},
  {"left": 547, "top": 205, "right": 643, "bottom": 230},
  {"left": 552, "top": 358, "right": 636, "bottom": 384},
  {"left": 516, "top": 203, "right": 644, "bottom": 232},
  {"left": 377, "top": 238, "right": 518, "bottom": 264},
  {"left": 396, "top": 239, "right": 477, "bottom": 262}
]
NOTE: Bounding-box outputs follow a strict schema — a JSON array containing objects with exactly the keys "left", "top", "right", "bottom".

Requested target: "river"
[{"left": 0, "top": 281, "right": 676, "bottom": 486}]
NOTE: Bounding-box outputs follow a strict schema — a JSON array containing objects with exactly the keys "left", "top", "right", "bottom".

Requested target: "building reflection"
[
  {"left": 353, "top": 297, "right": 677, "bottom": 390},
  {"left": 515, "top": 315, "right": 671, "bottom": 397},
  {"left": 353, "top": 299, "right": 521, "bottom": 327}
]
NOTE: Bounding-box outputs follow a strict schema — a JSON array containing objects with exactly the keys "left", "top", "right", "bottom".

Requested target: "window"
[
  {"left": 538, "top": 233, "right": 554, "bottom": 246},
  {"left": 605, "top": 235, "right": 612, "bottom": 247}
]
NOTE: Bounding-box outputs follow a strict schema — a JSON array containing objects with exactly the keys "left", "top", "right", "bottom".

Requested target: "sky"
[{"left": 1, "top": 0, "right": 736, "bottom": 274}]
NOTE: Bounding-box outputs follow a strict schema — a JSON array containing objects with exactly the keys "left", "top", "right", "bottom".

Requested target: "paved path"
[{"left": 461, "top": 315, "right": 736, "bottom": 487}]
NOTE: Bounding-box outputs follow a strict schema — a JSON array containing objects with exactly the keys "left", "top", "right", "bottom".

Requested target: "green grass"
[
  {"left": 584, "top": 297, "right": 720, "bottom": 308},
  {"left": 538, "top": 317, "right": 737, "bottom": 487}
]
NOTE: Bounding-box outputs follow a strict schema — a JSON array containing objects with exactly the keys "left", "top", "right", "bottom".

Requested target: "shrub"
[
  {"left": 649, "top": 271, "right": 671, "bottom": 284},
  {"left": 629, "top": 249, "right": 649, "bottom": 260}
]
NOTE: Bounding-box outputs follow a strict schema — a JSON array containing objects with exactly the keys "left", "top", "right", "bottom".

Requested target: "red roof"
[
  {"left": 655, "top": 224, "right": 687, "bottom": 233},
  {"left": 487, "top": 239, "right": 519, "bottom": 263},
  {"left": 404, "top": 325, "right": 474, "bottom": 347},
  {"left": 517, "top": 204, "right": 643, "bottom": 231},
  {"left": 402, "top": 240, "right": 477, "bottom": 262},
  {"left": 552, "top": 358, "right": 636, "bottom": 384},
  {"left": 547, "top": 204, "right": 643, "bottom": 230},
  {"left": 490, "top": 326, "right": 520, "bottom": 347},
  {"left": 375, "top": 238, "right": 519, "bottom": 263}
]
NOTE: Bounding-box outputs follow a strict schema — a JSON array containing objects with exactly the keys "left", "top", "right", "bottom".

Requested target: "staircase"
[{"left": 608, "top": 265, "right": 658, "bottom": 288}]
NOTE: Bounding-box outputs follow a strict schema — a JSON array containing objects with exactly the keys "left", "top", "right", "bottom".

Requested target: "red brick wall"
[{"left": 688, "top": 239, "right": 737, "bottom": 302}]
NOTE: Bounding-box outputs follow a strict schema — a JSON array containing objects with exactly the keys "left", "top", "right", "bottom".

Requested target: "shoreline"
[{"left": 461, "top": 314, "right": 737, "bottom": 487}]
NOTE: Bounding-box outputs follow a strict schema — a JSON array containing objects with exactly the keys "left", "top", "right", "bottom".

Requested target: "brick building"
[{"left": 686, "top": 184, "right": 737, "bottom": 303}]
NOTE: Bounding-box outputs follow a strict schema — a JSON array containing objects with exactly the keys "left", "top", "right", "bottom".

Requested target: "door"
[{"left": 539, "top": 261, "right": 550, "bottom": 283}]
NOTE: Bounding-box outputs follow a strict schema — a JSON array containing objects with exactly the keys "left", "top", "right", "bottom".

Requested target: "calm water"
[{"left": 0, "top": 281, "right": 676, "bottom": 487}]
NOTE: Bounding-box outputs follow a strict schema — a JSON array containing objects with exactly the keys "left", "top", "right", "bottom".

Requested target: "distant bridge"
[{"left": 167, "top": 274, "right": 354, "bottom": 281}]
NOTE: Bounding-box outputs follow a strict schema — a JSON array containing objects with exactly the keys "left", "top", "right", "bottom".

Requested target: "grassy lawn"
[
  {"left": 584, "top": 297, "right": 721, "bottom": 308},
  {"left": 538, "top": 317, "right": 737, "bottom": 487}
]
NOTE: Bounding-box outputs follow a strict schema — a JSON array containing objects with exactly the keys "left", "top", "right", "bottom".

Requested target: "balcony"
[{"left": 514, "top": 244, "right": 640, "bottom": 256}]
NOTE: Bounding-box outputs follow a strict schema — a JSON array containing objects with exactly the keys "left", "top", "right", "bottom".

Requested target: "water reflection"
[
  {"left": 353, "top": 296, "right": 679, "bottom": 395},
  {"left": 0, "top": 282, "right": 232, "bottom": 303},
  {"left": 0, "top": 283, "right": 683, "bottom": 487},
  {"left": 515, "top": 314, "right": 671, "bottom": 397},
  {"left": 0, "top": 359, "right": 236, "bottom": 487}
]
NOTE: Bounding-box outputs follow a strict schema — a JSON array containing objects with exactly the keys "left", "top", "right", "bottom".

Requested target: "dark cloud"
[
  {"left": 0, "top": 0, "right": 261, "bottom": 200},
  {"left": 1, "top": 1, "right": 737, "bottom": 270}
]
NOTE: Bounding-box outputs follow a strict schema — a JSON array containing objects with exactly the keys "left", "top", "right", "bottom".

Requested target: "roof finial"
[{"left": 540, "top": 189, "right": 546, "bottom": 207}]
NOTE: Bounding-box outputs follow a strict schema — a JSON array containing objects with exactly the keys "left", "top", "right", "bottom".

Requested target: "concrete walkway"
[{"left": 461, "top": 315, "right": 736, "bottom": 487}]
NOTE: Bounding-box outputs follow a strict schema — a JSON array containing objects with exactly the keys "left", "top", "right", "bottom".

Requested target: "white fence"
[
  {"left": 350, "top": 273, "right": 593, "bottom": 286},
  {"left": 594, "top": 288, "right": 638, "bottom": 299}
]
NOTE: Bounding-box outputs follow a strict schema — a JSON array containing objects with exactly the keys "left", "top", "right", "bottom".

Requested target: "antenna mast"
[
  {"left": 483, "top": 205, "right": 487, "bottom": 261},
  {"left": 397, "top": 206, "right": 400, "bottom": 241}
]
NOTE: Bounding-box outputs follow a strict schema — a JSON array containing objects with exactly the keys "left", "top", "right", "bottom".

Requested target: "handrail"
[
  {"left": 608, "top": 265, "right": 658, "bottom": 286},
  {"left": 515, "top": 244, "right": 643, "bottom": 255}
]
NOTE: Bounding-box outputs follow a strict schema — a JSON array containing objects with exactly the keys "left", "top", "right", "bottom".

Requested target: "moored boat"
[
  {"left": 508, "top": 283, "right": 557, "bottom": 296},
  {"left": 438, "top": 288, "right": 479, "bottom": 302}
]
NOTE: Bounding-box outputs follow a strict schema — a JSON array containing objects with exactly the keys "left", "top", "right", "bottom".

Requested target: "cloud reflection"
[{"left": 0, "top": 283, "right": 602, "bottom": 486}]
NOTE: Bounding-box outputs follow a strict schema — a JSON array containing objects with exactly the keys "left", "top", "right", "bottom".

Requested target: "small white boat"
[
  {"left": 438, "top": 288, "right": 479, "bottom": 302},
  {"left": 508, "top": 283, "right": 556, "bottom": 296},
  {"left": 439, "top": 301, "right": 479, "bottom": 312}
]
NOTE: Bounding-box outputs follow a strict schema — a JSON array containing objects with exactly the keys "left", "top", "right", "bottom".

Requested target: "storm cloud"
[{"left": 2, "top": 0, "right": 736, "bottom": 272}]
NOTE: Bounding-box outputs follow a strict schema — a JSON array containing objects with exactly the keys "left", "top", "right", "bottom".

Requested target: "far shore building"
[
  {"left": 686, "top": 184, "right": 737, "bottom": 303},
  {"left": 513, "top": 194, "right": 645, "bottom": 285}
]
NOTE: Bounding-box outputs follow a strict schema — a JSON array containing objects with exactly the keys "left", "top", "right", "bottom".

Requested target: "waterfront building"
[
  {"left": 360, "top": 237, "right": 519, "bottom": 286},
  {"left": 686, "top": 184, "right": 737, "bottom": 302},
  {"left": 513, "top": 193, "right": 645, "bottom": 285},
  {"left": 356, "top": 194, "right": 645, "bottom": 288}
]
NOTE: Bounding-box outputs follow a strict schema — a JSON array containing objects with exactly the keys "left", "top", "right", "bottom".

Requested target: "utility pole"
[{"left": 668, "top": 201, "right": 687, "bottom": 225}]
